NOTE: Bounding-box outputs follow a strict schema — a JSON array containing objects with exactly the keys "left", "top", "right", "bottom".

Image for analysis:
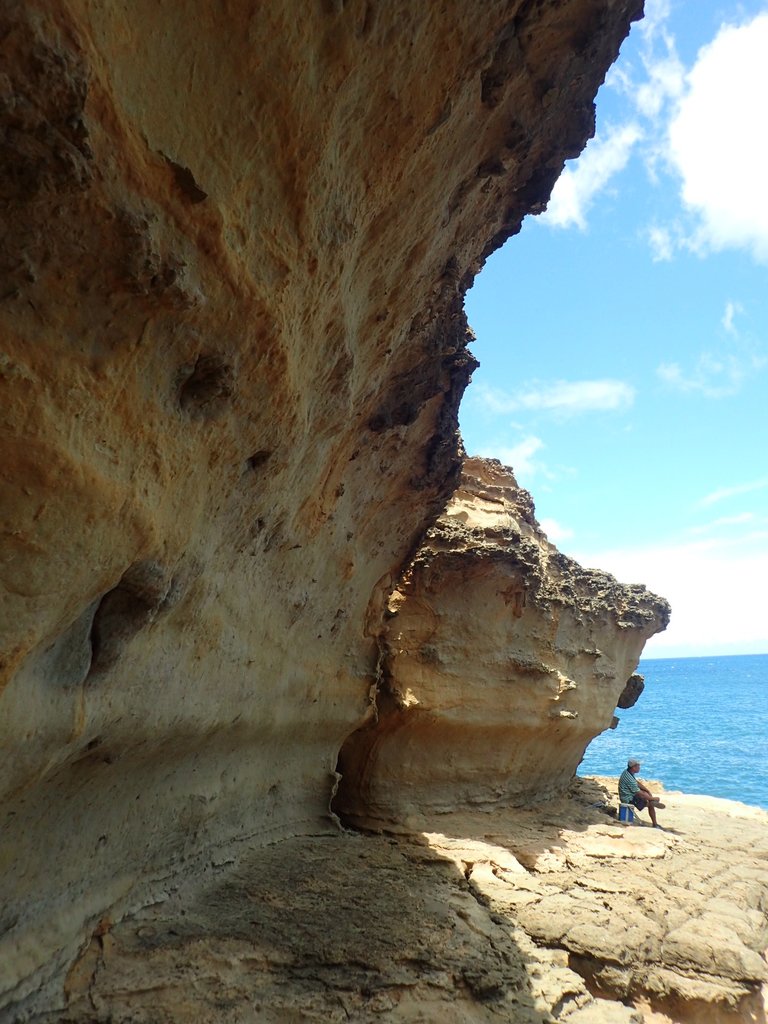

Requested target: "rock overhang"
[{"left": 0, "top": 0, "right": 649, "bottom": 1015}]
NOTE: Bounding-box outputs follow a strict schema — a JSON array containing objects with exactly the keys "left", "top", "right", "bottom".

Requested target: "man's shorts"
[{"left": 632, "top": 794, "right": 648, "bottom": 810}]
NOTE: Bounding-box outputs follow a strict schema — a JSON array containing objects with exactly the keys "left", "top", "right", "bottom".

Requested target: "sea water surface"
[{"left": 578, "top": 653, "right": 768, "bottom": 810}]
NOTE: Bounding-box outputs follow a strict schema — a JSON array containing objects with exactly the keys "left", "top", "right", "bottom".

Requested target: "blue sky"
[{"left": 460, "top": 0, "right": 768, "bottom": 658}]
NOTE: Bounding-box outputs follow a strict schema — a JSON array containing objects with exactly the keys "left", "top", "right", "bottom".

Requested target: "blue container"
[{"left": 618, "top": 803, "right": 635, "bottom": 823}]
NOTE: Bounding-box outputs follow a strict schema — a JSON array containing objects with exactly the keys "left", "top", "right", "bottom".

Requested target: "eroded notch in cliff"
[
  {"left": 163, "top": 154, "right": 208, "bottom": 205},
  {"left": 178, "top": 353, "right": 234, "bottom": 418},
  {"left": 87, "top": 561, "right": 173, "bottom": 677},
  {"left": 480, "top": 19, "right": 522, "bottom": 108},
  {"left": 245, "top": 449, "right": 273, "bottom": 472}
]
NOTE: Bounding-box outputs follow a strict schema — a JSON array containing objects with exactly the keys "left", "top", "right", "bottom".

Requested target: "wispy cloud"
[
  {"left": 699, "top": 479, "right": 768, "bottom": 508},
  {"left": 646, "top": 219, "right": 709, "bottom": 262},
  {"left": 657, "top": 346, "right": 765, "bottom": 398},
  {"left": 472, "top": 385, "right": 526, "bottom": 417},
  {"left": 657, "top": 354, "right": 746, "bottom": 398},
  {"left": 541, "top": 123, "right": 642, "bottom": 230},
  {"left": 721, "top": 300, "right": 743, "bottom": 336},
  {"left": 647, "top": 224, "right": 675, "bottom": 262},
  {"left": 657, "top": 302, "right": 766, "bottom": 398},
  {"left": 605, "top": 1, "right": 684, "bottom": 182},
  {"left": 688, "top": 512, "right": 755, "bottom": 535},
  {"left": 637, "top": 0, "right": 672, "bottom": 42},
  {"left": 635, "top": 45, "right": 685, "bottom": 121},
  {"left": 484, "top": 379, "right": 635, "bottom": 417}
]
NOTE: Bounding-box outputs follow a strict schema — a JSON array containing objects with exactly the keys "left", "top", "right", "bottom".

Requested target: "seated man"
[{"left": 618, "top": 757, "right": 666, "bottom": 828}]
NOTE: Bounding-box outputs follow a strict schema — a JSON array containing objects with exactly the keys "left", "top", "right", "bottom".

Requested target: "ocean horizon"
[{"left": 578, "top": 652, "right": 768, "bottom": 811}]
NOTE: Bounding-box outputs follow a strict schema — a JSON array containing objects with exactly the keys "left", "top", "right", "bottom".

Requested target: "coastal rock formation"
[
  {"left": 335, "top": 459, "right": 669, "bottom": 827},
  {"left": 0, "top": 0, "right": 701, "bottom": 1018},
  {"left": 32, "top": 781, "right": 768, "bottom": 1024},
  {"left": 618, "top": 673, "right": 645, "bottom": 709}
]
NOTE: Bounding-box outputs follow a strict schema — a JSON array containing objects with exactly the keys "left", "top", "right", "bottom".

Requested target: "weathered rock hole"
[
  {"left": 358, "top": 3, "right": 376, "bottom": 38},
  {"left": 178, "top": 354, "right": 234, "bottom": 418},
  {"left": 427, "top": 99, "right": 452, "bottom": 136},
  {"left": 71, "top": 735, "right": 114, "bottom": 767},
  {"left": 246, "top": 449, "right": 273, "bottom": 472},
  {"left": 368, "top": 402, "right": 418, "bottom": 433},
  {"left": 480, "top": 20, "right": 521, "bottom": 108},
  {"left": 88, "top": 561, "right": 171, "bottom": 677},
  {"left": 477, "top": 158, "right": 506, "bottom": 178}
]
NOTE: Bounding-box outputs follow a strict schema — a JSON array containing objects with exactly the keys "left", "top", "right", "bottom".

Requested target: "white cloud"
[
  {"left": 699, "top": 478, "right": 768, "bottom": 508},
  {"left": 541, "top": 123, "right": 642, "bottom": 230},
  {"left": 647, "top": 224, "right": 674, "bottom": 261},
  {"left": 607, "top": 10, "right": 768, "bottom": 265},
  {"left": 505, "top": 379, "right": 635, "bottom": 416},
  {"left": 482, "top": 435, "right": 545, "bottom": 480},
  {"left": 539, "top": 517, "right": 574, "bottom": 544},
  {"left": 574, "top": 536, "right": 768, "bottom": 657},
  {"left": 667, "top": 13, "right": 768, "bottom": 262},
  {"left": 721, "top": 300, "right": 743, "bottom": 336}
]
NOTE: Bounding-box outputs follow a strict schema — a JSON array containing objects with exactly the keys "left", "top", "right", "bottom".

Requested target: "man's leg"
[{"left": 633, "top": 795, "right": 658, "bottom": 826}]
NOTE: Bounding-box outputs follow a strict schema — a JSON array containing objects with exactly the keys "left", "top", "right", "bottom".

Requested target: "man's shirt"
[{"left": 618, "top": 768, "right": 640, "bottom": 803}]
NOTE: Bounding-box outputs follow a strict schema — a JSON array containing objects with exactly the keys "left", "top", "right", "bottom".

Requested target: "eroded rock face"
[
  {"left": 0, "top": 0, "right": 647, "bottom": 1016},
  {"left": 335, "top": 459, "right": 669, "bottom": 827}
]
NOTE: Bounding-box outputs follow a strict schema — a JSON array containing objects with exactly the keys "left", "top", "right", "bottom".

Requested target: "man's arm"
[{"left": 637, "top": 779, "right": 660, "bottom": 802}]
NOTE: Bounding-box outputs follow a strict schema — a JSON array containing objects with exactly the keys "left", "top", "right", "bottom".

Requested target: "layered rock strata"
[
  {"left": 0, "top": 0, "right": 651, "bottom": 1017},
  {"left": 335, "top": 458, "right": 669, "bottom": 827}
]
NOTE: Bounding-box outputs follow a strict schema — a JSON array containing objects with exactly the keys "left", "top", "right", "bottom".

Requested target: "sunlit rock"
[{"left": 335, "top": 458, "right": 669, "bottom": 826}]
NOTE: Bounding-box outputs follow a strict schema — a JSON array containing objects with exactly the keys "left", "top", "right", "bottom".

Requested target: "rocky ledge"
[{"left": 34, "top": 779, "right": 768, "bottom": 1024}]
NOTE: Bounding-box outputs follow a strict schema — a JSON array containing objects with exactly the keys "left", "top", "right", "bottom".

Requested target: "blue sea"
[{"left": 578, "top": 653, "right": 768, "bottom": 810}]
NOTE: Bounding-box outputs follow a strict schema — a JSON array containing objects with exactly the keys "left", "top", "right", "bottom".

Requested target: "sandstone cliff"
[{"left": 8, "top": 1, "right": 754, "bottom": 1021}]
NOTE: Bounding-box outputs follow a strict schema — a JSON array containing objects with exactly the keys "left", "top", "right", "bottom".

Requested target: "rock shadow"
[{"left": 47, "top": 833, "right": 557, "bottom": 1023}]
